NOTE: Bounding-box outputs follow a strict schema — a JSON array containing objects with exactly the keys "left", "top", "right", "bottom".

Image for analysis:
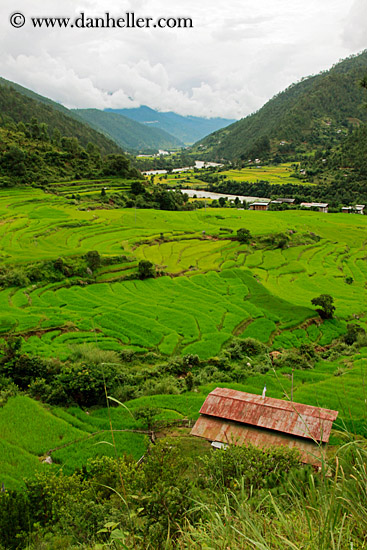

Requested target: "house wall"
[{"left": 191, "top": 415, "right": 327, "bottom": 466}]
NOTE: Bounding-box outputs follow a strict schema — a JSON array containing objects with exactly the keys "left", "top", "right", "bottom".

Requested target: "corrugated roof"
[
  {"left": 199, "top": 388, "right": 338, "bottom": 443},
  {"left": 300, "top": 202, "right": 329, "bottom": 208}
]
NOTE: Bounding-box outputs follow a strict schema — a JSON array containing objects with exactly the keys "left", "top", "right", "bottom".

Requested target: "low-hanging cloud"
[{"left": 0, "top": 0, "right": 362, "bottom": 118}]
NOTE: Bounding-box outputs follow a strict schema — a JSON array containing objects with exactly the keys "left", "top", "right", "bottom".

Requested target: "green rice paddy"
[
  {"left": 220, "top": 164, "right": 313, "bottom": 185},
  {"left": 154, "top": 163, "right": 312, "bottom": 188},
  {"left": 0, "top": 188, "right": 366, "bottom": 359},
  {"left": 1, "top": 186, "right": 367, "bottom": 487},
  {"left": 2, "top": 340, "right": 367, "bottom": 490}
]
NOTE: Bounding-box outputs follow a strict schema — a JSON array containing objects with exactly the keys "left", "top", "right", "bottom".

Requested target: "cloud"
[
  {"left": 342, "top": 0, "right": 367, "bottom": 50},
  {"left": 0, "top": 0, "right": 360, "bottom": 118}
]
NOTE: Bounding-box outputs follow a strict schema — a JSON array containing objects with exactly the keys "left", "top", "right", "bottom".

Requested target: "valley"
[{"left": 1, "top": 49, "right": 367, "bottom": 550}]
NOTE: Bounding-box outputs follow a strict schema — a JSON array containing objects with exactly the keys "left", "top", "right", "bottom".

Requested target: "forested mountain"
[
  {"left": 0, "top": 83, "right": 138, "bottom": 184},
  {"left": 73, "top": 108, "right": 184, "bottom": 152},
  {"left": 0, "top": 78, "right": 122, "bottom": 156},
  {"left": 106, "top": 105, "right": 236, "bottom": 144},
  {"left": 194, "top": 51, "right": 367, "bottom": 163}
]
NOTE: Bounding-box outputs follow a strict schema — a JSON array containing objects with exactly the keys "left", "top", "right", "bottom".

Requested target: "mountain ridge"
[
  {"left": 106, "top": 105, "right": 236, "bottom": 144},
  {"left": 0, "top": 77, "right": 123, "bottom": 156},
  {"left": 73, "top": 108, "right": 184, "bottom": 153},
  {"left": 193, "top": 50, "right": 367, "bottom": 163}
]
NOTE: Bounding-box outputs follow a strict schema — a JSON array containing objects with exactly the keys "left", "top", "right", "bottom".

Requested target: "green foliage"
[
  {"left": 194, "top": 50, "right": 367, "bottom": 163},
  {"left": 201, "top": 443, "right": 301, "bottom": 493},
  {"left": 85, "top": 250, "right": 101, "bottom": 271},
  {"left": 236, "top": 227, "right": 252, "bottom": 243},
  {"left": 0, "top": 80, "right": 121, "bottom": 155},
  {"left": 343, "top": 323, "right": 366, "bottom": 345},
  {"left": 273, "top": 348, "right": 315, "bottom": 370},
  {"left": 0, "top": 85, "right": 137, "bottom": 185},
  {"left": 137, "top": 260, "right": 155, "bottom": 280},
  {"left": 311, "top": 294, "right": 336, "bottom": 319},
  {"left": 226, "top": 337, "right": 268, "bottom": 359},
  {"left": 0, "top": 489, "right": 31, "bottom": 549},
  {"left": 133, "top": 406, "right": 161, "bottom": 430}
]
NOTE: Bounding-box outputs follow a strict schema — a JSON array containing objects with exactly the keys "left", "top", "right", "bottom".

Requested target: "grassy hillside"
[
  {"left": 74, "top": 108, "right": 184, "bottom": 152},
  {"left": 0, "top": 187, "right": 366, "bottom": 360},
  {"left": 2, "top": 339, "right": 367, "bottom": 490},
  {"left": 0, "top": 79, "right": 122, "bottom": 156},
  {"left": 0, "top": 85, "right": 139, "bottom": 184},
  {"left": 1, "top": 184, "right": 366, "bottom": 550},
  {"left": 194, "top": 50, "right": 367, "bottom": 162}
]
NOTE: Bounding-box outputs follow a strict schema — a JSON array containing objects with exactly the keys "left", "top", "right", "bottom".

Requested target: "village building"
[
  {"left": 191, "top": 388, "right": 338, "bottom": 466},
  {"left": 275, "top": 198, "right": 295, "bottom": 204},
  {"left": 300, "top": 202, "right": 329, "bottom": 213},
  {"left": 342, "top": 205, "right": 365, "bottom": 214},
  {"left": 271, "top": 198, "right": 296, "bottom": 205},
  {"left": 249, "top": 202, "right": 269, "bottom": 211}
]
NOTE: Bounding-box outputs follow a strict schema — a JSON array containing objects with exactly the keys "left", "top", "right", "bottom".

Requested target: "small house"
[
  {"left": 191, "top": 388, "right": 338, "bottom": 466},
  {"left": 249, "top": 202, "right": 269, "bottom": 211},
  {"left": 342, "top": 205, "right": 365, "bottom": 215},
  {"left": 276, "top": 198, "right": 295, "bottom": 204},
  {"left": 300, "top": 202, "right": 329, "bottom": 213}
]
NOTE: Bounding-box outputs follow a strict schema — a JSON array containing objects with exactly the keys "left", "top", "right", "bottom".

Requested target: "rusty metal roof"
[{"left": 198, "top": 388, "right": 338, "bottom": 443}]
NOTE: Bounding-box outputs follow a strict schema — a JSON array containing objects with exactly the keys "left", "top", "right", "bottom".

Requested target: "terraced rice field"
[
  {"left": 155, "top": 163, "right": 312, "bottom": 188},
  {"left": 220, "top": 163, "right": 313, "bottom": 185},
  {"left": 48, "top": 177, "right": 132, "bottom": 197},
  {"left": 1, "top": 186, "right": 366, "bottom": 488},
  {"left": 3, "top": 340, "right": 367, "bottom": 490},
  {"left": 5, "top": 269, "right": 312, "bottom": 360},
  {"left": 1, "top": 188, "right": 366, "bottom": 359}
]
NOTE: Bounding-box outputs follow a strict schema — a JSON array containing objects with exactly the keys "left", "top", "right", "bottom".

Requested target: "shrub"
[
  {"left": 69, "top": 344, "right": 121, "bottom": 366},
  {"left": 236, "top": 227, "right": 252, "bottom": 243},
  {"left": 133, "top": 406, "right": 161, "bottom": 430},
  {"left": 273, "top": 349, "right": 314, "bottom": 370},
  {"left": 226, "top": 337, "right": 268, "bottom": 359},
  {"left": 343, "top": 323, "right": 366, "bottom": 346},
  {"left": 201, "top": 443, "right": 300, "bottom": 493},
  {"left": 84, "top": 250, "right": 101, "bottom": 271}
]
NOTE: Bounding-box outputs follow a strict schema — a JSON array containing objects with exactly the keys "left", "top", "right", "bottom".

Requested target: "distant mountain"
[
  {"left": 106, "top": 106, "right": 236, "bottom": 144},
  {"left": 73, "top": 109, "right": 184, "bottom": 153},
  {"left": 193, "top": 50, "right": 367, "bottom": 162},
  {"left": 0, "top": 77, "right": 122, "bottom": 156}
]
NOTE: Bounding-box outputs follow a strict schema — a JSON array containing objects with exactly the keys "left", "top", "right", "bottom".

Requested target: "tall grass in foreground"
[{"left": 176, "top": 436, "right": 367, "bottom": 550}]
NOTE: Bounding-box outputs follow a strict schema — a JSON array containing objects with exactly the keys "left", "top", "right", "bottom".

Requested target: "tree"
[
  {"left": 218, "top": 197, "right": 226, "bottom": 207},
  {"left": 138, "top": 260, "right": 155, "bottom": 280},
  {"left": 343, "top": 323, "right": 366, "bottom": 345},
  {"left": 85, "top": 250, "right": 101, "bottom": 271},
  {"left": 130, "top": 180, "right": 145, "bottom": 195},
  {"left": 236, "top": 227, "right": 252, "bottom": 244},
  {"left": 133, "top": 406, "right": 161, "bottom": 430},
  {"left": 311, "top": 294, "right": 335, "bottom": 319}
]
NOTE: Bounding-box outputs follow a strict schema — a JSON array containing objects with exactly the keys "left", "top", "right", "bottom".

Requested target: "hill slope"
[
  {"left": 0, "top": 83, "right": 137, "bottom": 184},
  {"left": 194, "top": 51, "right": 367, "bottom": 162},
  {"left": 0, "top": 78, "right": 122, "bottom": 156},
  {"left": 106, "top": 105, "right": 236, "bottom": 144},
  {"left": 73, "top": 108, "right": 184, "bottom": 152}
]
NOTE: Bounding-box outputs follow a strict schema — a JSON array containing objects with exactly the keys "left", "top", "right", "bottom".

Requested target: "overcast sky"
[{"left": 1, "top": 0, "right": 366, "bottom": 119}]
